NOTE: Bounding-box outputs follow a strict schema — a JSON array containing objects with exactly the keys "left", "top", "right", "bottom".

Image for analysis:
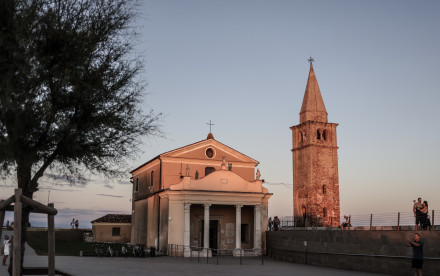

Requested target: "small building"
[
  {"left": 91, "top": 214, "right": 132, "bottom": 243},
  {"left": 130, "top": 133, "right": 272, "bottom": 256}
]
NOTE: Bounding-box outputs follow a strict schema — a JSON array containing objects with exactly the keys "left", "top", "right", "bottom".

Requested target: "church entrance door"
[{"left": 209, "top": 220, "right": 219, "bottom": 250}]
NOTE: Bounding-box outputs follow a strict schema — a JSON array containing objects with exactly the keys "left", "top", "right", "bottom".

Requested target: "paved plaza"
[
  {"left": 1, "top": 230, "right": 387, "bottom": 276},
  {"left": 2, "top": 255, "right": 388, "bottom": 276}
]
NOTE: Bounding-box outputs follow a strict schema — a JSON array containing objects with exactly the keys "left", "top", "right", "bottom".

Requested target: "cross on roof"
[
  {"left": 307, "top": 56, "right": 315, "bottom": 64},
  {"left": 206, "top": 120, "right": 214, "bottom": 133}
]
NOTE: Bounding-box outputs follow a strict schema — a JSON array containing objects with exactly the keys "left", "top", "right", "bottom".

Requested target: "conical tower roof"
[{"left": 299, "top": 62, "right": 328, "bottom": 123}]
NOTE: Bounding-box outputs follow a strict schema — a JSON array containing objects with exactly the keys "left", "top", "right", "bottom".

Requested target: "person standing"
[
  {"left": 273, "top": 216, "right": 280, "bottom": 231},
  {"left": 420, "top": 201, "right": 430, "bottom": 230},
  {"left": 268, "top": 217, "right": 273, "bottom": 231},
  {"left": 413, "top": 198, "right": 423, "bottom": 230},
  {"left": 75, "top": 220, "right": 79, "bottom": 230},
  {"left": 2, "top": 235, "right": 10, "bottom": 266},
  {"left": 406, "top": 233, "right": 423, "bottom": 276}
]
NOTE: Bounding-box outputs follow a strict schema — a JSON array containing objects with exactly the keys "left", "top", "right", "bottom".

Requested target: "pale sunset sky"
[{"left": 1, "top": 0, "right": 440, "bottom": 228}]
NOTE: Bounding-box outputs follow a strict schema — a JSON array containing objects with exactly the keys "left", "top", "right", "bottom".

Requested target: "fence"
[
  {"left": 167, "top": 244, "right": 264, "bottom": 265},
  {"left": 279, "top": 210, "right": 439, "bottom": 230}
]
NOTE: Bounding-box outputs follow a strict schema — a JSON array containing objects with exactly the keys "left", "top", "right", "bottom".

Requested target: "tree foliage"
[{"left": 0, "top": 0, "right": 160, "bottom": 196}]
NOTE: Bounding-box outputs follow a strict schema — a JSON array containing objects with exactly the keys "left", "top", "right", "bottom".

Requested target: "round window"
[{"left": 205, "top": 148, "right": 214, "bottom": 158}]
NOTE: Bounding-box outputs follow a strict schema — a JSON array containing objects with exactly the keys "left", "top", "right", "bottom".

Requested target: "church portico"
[{"left": 178, "top": 202, "right": 261, "bottom": 257}]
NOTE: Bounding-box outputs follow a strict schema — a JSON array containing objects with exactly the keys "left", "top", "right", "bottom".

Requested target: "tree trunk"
[{"left": 12, "top": 161, "right": 34, "bottom": 275}]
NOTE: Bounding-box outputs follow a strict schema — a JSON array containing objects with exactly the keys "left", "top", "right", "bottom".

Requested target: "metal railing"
[
  {"left": 278, "top": 210, "right": 438, "bottom": 230},
  {"left": 168, "top": 244, "right": 264, "bottom": 265}
]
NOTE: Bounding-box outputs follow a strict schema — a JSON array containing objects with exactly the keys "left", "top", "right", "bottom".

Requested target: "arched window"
[
  {"left": 150, "top": 171, "right": 154, "bottom": 187},
  {"left": 135, "top": 178, "right": 139, "bottom": 192},
  {"left": 322, "top": 130, "right": 327, "bottom": 140},
  {"left": 322, "top": 184, "right": 326, "bottom": 194},
  {"left": 323, "top": 207, "right": 327, "bottom": 218},
  {"left": 205, "top": 167, "right": 215, "bottom": 176}
]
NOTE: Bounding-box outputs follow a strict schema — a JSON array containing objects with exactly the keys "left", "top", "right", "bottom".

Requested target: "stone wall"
[{"left": 267, "top": 230, "right": 440, "bottom": 276}]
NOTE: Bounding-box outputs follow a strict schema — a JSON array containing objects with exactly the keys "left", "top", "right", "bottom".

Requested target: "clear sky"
[{"left": 1, "top": 0, "right": 440, "bottom": 228}]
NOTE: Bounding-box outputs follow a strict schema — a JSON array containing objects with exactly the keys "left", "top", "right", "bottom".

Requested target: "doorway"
[
  {"left": 201, "top": 220, "right": 219, "bottom": 249},
  {"left": 209, "top": 220, "right": 219, "bottom": 249}
]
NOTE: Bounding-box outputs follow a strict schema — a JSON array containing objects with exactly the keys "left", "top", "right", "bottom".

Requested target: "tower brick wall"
[{"left": 291, "top": 63, "right": 340, "bottom": 227}]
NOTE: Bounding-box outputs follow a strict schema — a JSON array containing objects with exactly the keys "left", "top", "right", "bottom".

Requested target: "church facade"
[
  {"left": 291, "top": 62, "right": 340, "bottom": 227},
  {"left": 130, "top": 133, "right": 271, "bottom": 256}
]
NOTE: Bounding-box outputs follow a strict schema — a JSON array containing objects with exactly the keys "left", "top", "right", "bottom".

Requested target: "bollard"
[
  {"left": 397, "top": 212, "right": 400, "bottom": 231},
  {"left": 261, "top": 249, "right": 264, "bottom": 265},
  {"left": 369, "top": 214, "right": 373, "bottom": 230},
  {"left": 206, "top": 248, "right": 209, "bottom": 264},
  {"left": 432, "top": 210, "right": 435, "bottom": 231}
]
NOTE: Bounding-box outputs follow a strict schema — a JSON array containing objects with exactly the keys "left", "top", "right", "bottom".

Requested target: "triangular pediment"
[{"left": 161, "top": 138, "right": 258, "bottom": 164}]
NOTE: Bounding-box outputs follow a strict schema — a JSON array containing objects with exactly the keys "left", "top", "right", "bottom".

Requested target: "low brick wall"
[{"left": 266, "top": 230, "right": 440, "bottom": 276}]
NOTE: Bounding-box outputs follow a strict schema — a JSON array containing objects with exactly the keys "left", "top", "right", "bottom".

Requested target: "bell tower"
[{"left": 290, "top": 59, "right": 340, "bottom": 227}]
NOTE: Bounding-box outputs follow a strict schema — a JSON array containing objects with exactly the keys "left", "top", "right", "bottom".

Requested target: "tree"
[{"left": 0, "top": 0, "right": 160, "bottom": 271}]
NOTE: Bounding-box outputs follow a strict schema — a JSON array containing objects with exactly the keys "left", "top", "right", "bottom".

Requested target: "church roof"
[
  {"left": 130, "top": 134, "right": 258, "bottom": 174},
  {"left": 300, "top": 62, "right": 328, "bottom": 123},
  {"left": 91, "top": 214, "right": 132, "bottom": 224}
]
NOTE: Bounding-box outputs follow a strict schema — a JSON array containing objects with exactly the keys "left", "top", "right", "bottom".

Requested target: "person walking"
[
  {"left": 406, "top": 233, "right": 423, "bottom": 276},
  {"left": 2, "top": 235, "right": 10, "bottom": 266}
]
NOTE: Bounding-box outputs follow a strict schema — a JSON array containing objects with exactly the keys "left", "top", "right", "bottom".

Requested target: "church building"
[
  {"left": 291, "top": 60, "right": 340, "bottom": 227},
  {"left": 130, "top": 133, "right": 271, "bottom": 256}
]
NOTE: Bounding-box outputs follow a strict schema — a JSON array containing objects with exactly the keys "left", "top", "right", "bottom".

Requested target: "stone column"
[
  {"left": 253, "top": 205, "right": 262, "bottom": 253},
  {"left": 203, "top": 204, "right": 211, "bottom": 249},
  {"left": 235, "top": 204, "right": 242, "bottom": 251},
  {"left": 184, "top": 203, "right": 191, "bottom": 257}
]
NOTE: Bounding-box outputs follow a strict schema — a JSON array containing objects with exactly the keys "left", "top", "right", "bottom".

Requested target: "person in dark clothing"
[
  {"left": 273, "top": 216, "right": 280, "bottom": 231},
  {"left": 406, "top": 233, "right": 423, "bottom": 276}
]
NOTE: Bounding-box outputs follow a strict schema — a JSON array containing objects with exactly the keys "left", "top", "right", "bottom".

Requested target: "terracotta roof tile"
[{"left": 91, "top": 214, "right": 131, "bottom": 224}]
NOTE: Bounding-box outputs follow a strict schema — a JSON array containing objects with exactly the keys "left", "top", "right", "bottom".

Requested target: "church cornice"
[{"left": 160, "top": 157, "right": 256, "bottom": 167}]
